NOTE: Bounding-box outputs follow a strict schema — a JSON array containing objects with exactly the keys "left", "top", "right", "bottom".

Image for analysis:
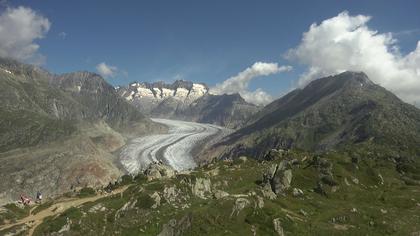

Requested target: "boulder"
[
  {"left": 256, "top": 196, "right": 265, "bottom": 208},
  {"left": 271, "top": 169, "right": 293, "bottom": 195},
  {"left": 213, "top": 190, "right": 229, "bottom": 199},
  {"left": 261, "top": 160, "right": 293, "bottom": 196},
  {"left": 292, "top": 188, "right": 304, "bottom": 197},
  {"left": 150, "top": 192, "right": 161, "bottom": 209},
  {"left": 261, "top": 184, "right": 277, "bottom": 200},
  {"left": 238, "top": 156, "right": 248, "bottom": 162},
  {"left": 230, "top": 198, "right": 250, "bottom": 217},
  {"left": 163, "top": 186, "right": 179, "bottom": 203},
  {"left": 191, "top": 178, "right": 212, "bottom": 199},
  {"left": 144, "top": 162, "right": 176, "bottom": 181},
  {"left": 273, "top": 218, "right": 285, "bottom": 236}
]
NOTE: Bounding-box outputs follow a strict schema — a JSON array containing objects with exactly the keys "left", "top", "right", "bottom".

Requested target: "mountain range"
[
  {"left": 2, "top": 60, "right": 420, "bottom": 235},
  {"left": 210, "top": 71, "right": 420, "bottom": 160},
  {"left": 117, "top": 80, "right": 259, "bottom": 129},
  {"left": 0, "top": 58, "right": 165, "bottom": 205}
]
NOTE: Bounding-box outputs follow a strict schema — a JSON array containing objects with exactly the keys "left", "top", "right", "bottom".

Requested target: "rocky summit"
[
  {"left": 117, "top": 80, "right": 260, "bottom": 129},
  {"left": 117, "top": 80, "right": 208, "bottom": 115}
]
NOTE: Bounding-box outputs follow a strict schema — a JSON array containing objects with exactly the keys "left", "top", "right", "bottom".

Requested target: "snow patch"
[{"left": 1, "top": 68, "right": 12, "bottom": 74}]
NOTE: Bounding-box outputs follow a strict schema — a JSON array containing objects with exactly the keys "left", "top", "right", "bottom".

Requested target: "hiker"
[
  {"left": 20, "top": 194, "right": 32, "bottom": 205},
  {"left": 36, "top": 191, "right": 43, "bottom": 203}
]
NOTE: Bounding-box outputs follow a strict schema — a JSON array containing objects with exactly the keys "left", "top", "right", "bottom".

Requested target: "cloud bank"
[
  {"left": 0, "top": 6, "right": 50, "bottom": 62},
  {"left": 210, "top": 62, "right": 292, "bottom": 105},
  {"left": 287, "top": 11, "right": 420, "bottom": 104},
  {"left": 96, "top": 62, "right": 118, "bottom": 78}
]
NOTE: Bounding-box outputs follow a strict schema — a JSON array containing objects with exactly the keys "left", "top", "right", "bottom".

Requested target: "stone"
[
  {"left": 256, "top": 196, "right": 265, "bottom": 208},
  {"left": 378, "top": 173, "right": 384, "bottom": 185},
  {"left": 144, "top": 163, "right": 176, "bottom": 181},
  {"left": 230, "top": 198, "right": 250, "bottom": 217},
  {"left": 351, "top": 177, "right": 359, "bottom": 185},
  {"left": 261, "top": 184, "right": 277, "bottom": 200},
  {"left": 88, "top": 203, "right": 107, "bottom": 213},
  {"left": 163, "top": 186, "right": 179, "bottom": 203},
  {"left": 344, "top": 177, "right": 351, "bottom": 186},
  {"left": 273, "top": 218, "right": 285, "bottom": 236},
  {"left": 150, "top": 192, "right": 161, "bottom": 209},
  {"left": 272, "top": 169, "right": 293, "bottom": 195},
  {"left": 238, "top": 156, "right": 248, "bottom": 162},
  {"left": 191, "top": 178, "right": 212, "bottom": 199},
  {"left": 213, "top": 190, "right": 229, "bottom": 199},
  {"left": 292, "top": 188, "right": 304, "bottom": 197}
]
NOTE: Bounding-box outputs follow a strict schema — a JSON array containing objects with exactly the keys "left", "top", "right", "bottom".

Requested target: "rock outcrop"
[{"left": 144, "top": 162, "right": 176, "bottom": 181}]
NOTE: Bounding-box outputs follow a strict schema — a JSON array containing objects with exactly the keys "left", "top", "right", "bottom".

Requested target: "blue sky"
[{"left": 2, "top": 0, "right": 420, "bottom": 101}]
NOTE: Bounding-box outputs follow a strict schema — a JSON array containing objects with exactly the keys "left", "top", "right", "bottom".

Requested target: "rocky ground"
[{"left": 1, "top": 147, "right": 419, "bottom": 235}]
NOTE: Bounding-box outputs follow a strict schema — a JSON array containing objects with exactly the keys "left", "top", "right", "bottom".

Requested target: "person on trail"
[
  {"left": 20, "top": 194, "right": 32, "bottom": 205},
  {"left": 36, "top": 191, "right": 43, "bottom": 203}
]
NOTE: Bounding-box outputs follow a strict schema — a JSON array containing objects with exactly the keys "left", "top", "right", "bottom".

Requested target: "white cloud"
[
  {"left": 58, "top": 32, "right": 67, "bottom": 39},
  {"left": 96, "top": 62, "right": 118, "bottom": 78},
  {"left": 0, "top": 6, "right": 50, "bottom": 62},
  {"left": 286, "top": 11, "right": 420, "bottom": 104},
  {"left": 210, "top": 62, "right": 292, "bottom": 105}
]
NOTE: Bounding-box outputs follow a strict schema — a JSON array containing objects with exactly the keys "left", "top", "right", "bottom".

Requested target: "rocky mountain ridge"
[
  {"left": 119, "top": 80, "right": 208, "bottom": 104},
  {"left": 117, "top": 80, "right": 260, "bottom": 129},
  {"left": 0, "top": 57, "right": 165, "bottom": 205},
  {"left": 211, "top": 71, "right": 420, "bottom": 160}
]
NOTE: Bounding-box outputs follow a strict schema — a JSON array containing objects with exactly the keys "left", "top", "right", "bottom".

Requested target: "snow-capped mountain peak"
[{"left": 118, "top": 80, "right": 208, "bottom": 103}]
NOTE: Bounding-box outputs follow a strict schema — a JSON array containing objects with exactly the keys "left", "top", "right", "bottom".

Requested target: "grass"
[
  {"left": 31, "top": 148, "right": 420, "bottom": 236},
  {"left": 31, "top": 200, "right": 54, "bottom": 215},
  {"left": 78, "top": 187, "right": 96, "bottom": 198},
  {"left": 0, "top": 203, "right": 30, "bottom": 225}
]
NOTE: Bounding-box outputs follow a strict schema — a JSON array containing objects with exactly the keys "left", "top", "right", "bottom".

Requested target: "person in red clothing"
[{"left": 20, "top": 194, "right": 32, "bottom": 205}]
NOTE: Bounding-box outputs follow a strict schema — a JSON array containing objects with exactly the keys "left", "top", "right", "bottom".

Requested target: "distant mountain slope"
[
  {"left": 215, "top": 71, "right": 420, "bottom": 159},
  {"left": 117, "top": 81, "right": 259, "bottom": 129},
  {"left": 181, "top": 93, "right": 259, "bottom": 129},
  {"left": 0, "top": 57, "right": 164, "bottom": 204},
  {"left": 53, "top": 71, "right": 152, "bottom": 133}
]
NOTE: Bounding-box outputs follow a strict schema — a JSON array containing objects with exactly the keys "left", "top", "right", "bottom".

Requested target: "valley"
[{"left": 120, "top": 119, "right": 230, "bottom": 174}]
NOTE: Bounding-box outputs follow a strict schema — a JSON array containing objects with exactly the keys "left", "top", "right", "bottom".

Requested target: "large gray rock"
[
  {"left": 230, "top": 198, "right": 250, "bottom": 217},
  {"left": 191, "top": 178, "right": 212, "bottom": 199},
  {"left": 269, "top": 161, "right": 293, "bottom": 195},
  {"left": 144, "top": 163, "right": 176, "bottom": 181},
  {"left": 273, "top": 218, "right": 285, "bottom": 236},
  {"left": 213, "top": 190, "right": 229, "bottom": 199}
]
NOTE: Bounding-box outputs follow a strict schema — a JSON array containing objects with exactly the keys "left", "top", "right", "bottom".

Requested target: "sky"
[{"left": 0, "top": 0, "right": 419, "bottom": 105}]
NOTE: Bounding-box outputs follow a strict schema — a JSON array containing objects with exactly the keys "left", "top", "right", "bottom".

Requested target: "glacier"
[{"left": 120, "top": 119, "right": 227, "bottom": 174}]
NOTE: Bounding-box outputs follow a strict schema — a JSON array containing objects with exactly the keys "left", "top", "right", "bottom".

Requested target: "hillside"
[
  {"left": 0, "top": 58, "right": 165, "bottom": 205},
  {"left": 214, "top": 72, "right": 420, "bottom": 159},
  {"left": 1, "top": 148, "right": 419, "bottom": 235}
]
